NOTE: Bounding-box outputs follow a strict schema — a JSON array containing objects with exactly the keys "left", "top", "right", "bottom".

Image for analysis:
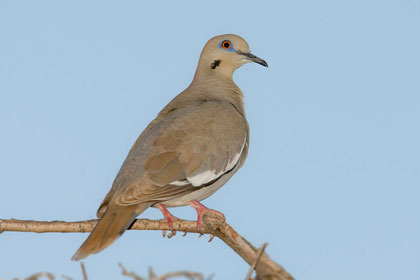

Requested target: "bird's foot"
[
  {"left": 156, "top": 203, "right": 178, "bottom": 230},
  {"left": 189, "top": 200, "right": 226, "bottom": 231}
]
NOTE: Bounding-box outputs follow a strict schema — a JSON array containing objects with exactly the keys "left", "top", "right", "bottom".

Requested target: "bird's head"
[{"left": 195, "top": 34, "right": 268, "bottom": 79}]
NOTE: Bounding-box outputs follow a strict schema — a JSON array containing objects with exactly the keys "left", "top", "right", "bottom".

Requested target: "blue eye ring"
[{"left": 219, "top": 40, "right": 235, "bottom": 52}]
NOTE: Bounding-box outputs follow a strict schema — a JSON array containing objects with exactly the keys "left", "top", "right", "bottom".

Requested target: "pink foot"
[
  {"left": 189, "top": 200, "right": 226, "bottom": 230},
  {"left": 157, "top": 203, "right": 177, "bottom": 230}
]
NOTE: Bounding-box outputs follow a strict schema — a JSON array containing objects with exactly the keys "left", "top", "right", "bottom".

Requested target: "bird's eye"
[{"left": 221, "top": 40, "right": 232, "bottom": 50}]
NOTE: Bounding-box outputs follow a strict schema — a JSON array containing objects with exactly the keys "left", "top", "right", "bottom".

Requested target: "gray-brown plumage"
[{"left": 72, "top": 34, "right": 267, "bottom": 261}]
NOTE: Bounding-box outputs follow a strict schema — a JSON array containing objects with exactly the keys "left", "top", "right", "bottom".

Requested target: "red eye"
[{"left": 222, "top": 40, "right": 231, "bottom": 49}]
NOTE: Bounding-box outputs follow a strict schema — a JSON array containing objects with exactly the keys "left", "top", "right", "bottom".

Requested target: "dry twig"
[
  {"left": 20, "top": 272, "right": 55, "bottom": 280},
  {"left": 119, "top": 264, "right": 205, "bottom": 280},
  {"left": 119, "top": 263, "right": 146, "bottom": 280},
  {"left": 156, "top": 269, "right": 204, "bottom": 280},
  {"left": 151, "top": 266, "right": 205, "bottom": 280},
  {"left": 246, "top": 243, "right": 268, "bottom": 280},
  {"left": 1, "top": 217, "right": 293, "bottom": 280},
  {"left": 80, "top": 262, "right": 88, "bottom": 280}
]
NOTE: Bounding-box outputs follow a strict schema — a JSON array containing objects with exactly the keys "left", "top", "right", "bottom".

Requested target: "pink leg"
[
  {"left": 189, "top": 200, "right": 226, "bottom": 229},
  {"left": 156, "top": 203, "right": 177, "bottom": 230}
]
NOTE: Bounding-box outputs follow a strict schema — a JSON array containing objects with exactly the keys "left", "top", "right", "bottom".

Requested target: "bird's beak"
[{"left": 238, "top": 52, "right": 268, "bottom": 67}]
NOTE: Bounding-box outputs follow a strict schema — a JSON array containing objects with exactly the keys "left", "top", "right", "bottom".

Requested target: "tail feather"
[{"left": 72, "top": 203, "right": 149, "bottom": 261}]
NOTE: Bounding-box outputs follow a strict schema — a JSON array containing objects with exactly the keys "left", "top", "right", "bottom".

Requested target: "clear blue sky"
[{"left": 1, "top": 1, "right": 419, "bottom": 279}]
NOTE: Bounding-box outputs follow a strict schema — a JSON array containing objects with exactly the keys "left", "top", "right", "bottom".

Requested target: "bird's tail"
[{"left": 71, "top": 203, "right": 149, "bottom": 261}]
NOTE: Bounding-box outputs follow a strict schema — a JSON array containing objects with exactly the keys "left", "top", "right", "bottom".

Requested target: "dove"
[{"left": 72, "top": 34, "right": 267, "bottom": 260}]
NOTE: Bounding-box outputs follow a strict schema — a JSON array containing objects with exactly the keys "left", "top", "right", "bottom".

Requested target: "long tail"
[{"left": 71, "top": 203, "right": 149, "bottom": 261}]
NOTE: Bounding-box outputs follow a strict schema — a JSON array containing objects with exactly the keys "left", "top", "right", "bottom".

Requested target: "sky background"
[{"left": 1, "top": 1, "right": 419, "bottom": 279}]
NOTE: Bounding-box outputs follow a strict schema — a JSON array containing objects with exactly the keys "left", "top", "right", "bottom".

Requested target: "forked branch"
[{"left": 0, "top": 215, "right": 293, "bottom": 280}]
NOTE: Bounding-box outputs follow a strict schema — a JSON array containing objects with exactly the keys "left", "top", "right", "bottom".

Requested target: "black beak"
[{"left": 238, "top": 52, "right": 268, "bottom": 67}]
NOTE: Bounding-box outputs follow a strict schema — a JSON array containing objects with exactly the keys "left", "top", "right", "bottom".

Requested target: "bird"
[{"left": 72, "top": 34, "right": 268, "bottom": 261}]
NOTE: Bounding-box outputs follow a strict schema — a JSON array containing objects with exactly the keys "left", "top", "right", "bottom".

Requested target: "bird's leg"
[
  {"left": 189, "top": 200, "right": 226, "bottom": 230},
  {"left": 156, "top": 203, "right": 177, "bottom": 230}
]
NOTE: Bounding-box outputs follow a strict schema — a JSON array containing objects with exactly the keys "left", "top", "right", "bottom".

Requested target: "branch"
[
  {"left": 246, "top": 243, "right": 268, "bottom": 280},
  {"left": 0, "top": 216, "right": 293, "bottom": 280},
  {"left": 119, "top": 263, "right": 207, "bottom": 280}
]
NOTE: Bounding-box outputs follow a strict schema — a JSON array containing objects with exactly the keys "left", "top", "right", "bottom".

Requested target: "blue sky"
[{"left": 1, "top": 1, "right": 419, "bottom": 279}]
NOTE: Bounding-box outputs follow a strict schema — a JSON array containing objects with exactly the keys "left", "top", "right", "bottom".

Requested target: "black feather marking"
[{"left": 210, "top": 60, "right": 221, "bottom": 69}]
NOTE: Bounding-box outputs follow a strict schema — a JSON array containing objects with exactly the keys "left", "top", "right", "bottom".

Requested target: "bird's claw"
[
  {"left": 167, "top": 230, "right": 176, "bottom": 238},
  {"left": 189, "top": 200, "right": 226, "bottom": 232}
]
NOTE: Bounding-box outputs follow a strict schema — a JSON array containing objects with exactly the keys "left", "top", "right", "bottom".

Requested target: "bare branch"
[
  {"left": 158, "top": 269, "right": 204, "bottom": 280},
  {"left": 119, "top": 265, "right": 205, "bottom": 280},
  {"left": 80, "top": 263, "right": 88, "bottom": 280},
  {"left": 246, "top": 243, "right": 268, "bottom": 280},
  {"left": 0, "top": 217, "right": 293, "bottom": 280},
  {"left": 119, "top": 263, "right": 146, "bottom": 280},
  {"left": 21, "top": 272, "right": 55, "bottom": 280}
]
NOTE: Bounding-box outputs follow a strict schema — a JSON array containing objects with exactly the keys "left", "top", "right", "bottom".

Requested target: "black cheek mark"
[{"left": 210, "top": 60, "right": 221, "bottom": 69}]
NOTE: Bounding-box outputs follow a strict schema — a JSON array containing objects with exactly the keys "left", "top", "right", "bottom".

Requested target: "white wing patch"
[
  {"left": 188, "top": 169, "right": 218, "bottom": 187},
  {"left": 170, "top": 180, "right": 190, "bottom": 186},
  {"left": 170, "top": 137, "right": 247, "bottom": 187},
  {"left": 226, "top": 147, "right": 242, "bottom": 171}
]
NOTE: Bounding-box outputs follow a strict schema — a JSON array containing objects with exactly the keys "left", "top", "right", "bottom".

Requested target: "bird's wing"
[{"left": 112, "top": 100, "right": 248, "bottom": 206}]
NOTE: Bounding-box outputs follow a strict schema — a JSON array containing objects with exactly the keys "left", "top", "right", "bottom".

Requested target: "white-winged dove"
[{"left": 72, "top": 34, "right": 268, "bottom": 260}]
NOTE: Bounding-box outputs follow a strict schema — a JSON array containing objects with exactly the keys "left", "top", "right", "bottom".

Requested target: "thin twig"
[
  {"left": 119, "top": 263, "right": 146, "bottom": 280},
  {"left": 23, "top": 272, "right": 55, "bottom": 280},
  {"left": 159, "top": 271, "right": 204, "bottom": 280},
  {"left": 149, "top": 267, "right": 204, "bottom": 280},
  {"left": 148, "top": 267, "right": 158, "bottom": 280},
  {"left": 245, "top": 243, "right": 268, "bottom": 280},
  {"left": 0, "top": 218, "right": 293, "bottom": 280},
  {"left": 80, "top": 262, "right": 88, "bottom": 280}
]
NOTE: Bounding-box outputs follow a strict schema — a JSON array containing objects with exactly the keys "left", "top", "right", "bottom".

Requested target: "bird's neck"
[
  {"left": 189, "top": 73, "right": 245, "bottom": 115},
  {"left": 158, "top": 72, "right": 245, "bottom": 119},
  {"left": 193, "top": 57, "right": 236, "bottom": 81}
]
